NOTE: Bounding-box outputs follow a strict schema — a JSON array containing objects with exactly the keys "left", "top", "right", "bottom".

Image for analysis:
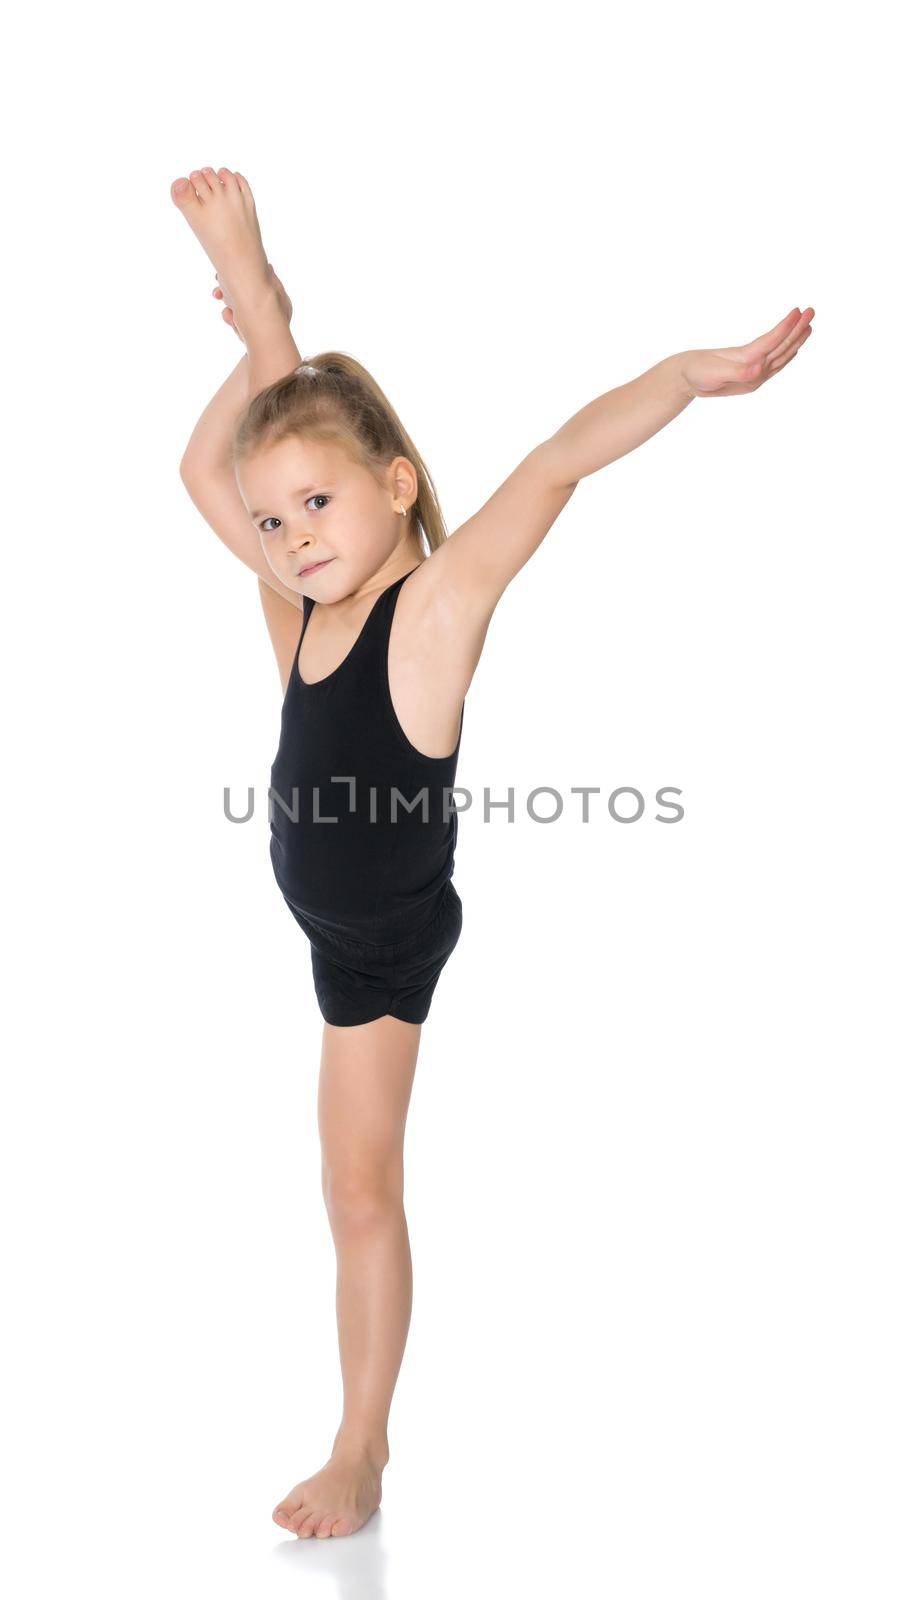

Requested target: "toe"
[
  {"left": 315, "top": 1518, "right": 336, "bottom": 1538},
  {"left": 170, "top": 176, "right": 198, "bottom": 210},
  {"left": 217, "top": 167, "right": 236, "bottom": 187},
  {"left": 272, "top": 1506, "right": 293, "bottom": 1529},
  {"left": 276, "top": 1487, "right": 307, "bottom": 1525},
  {"left": 234, "top": 171, "right": 255, "bottom": 205},
  {"left": 188, "top": 169, "right": 212, "bottom": 201},
  {"left": 295, "top": 1512, "right": 320, "bottom": 1539},
  {"left": 330, "top": 1516, "right": 356, "bottom": 1537}
]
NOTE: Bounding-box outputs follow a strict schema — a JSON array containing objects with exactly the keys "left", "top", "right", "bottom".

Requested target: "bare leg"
[
  {"left": 170, "top": 166, "right": 301, "bottom": 390},
  {"left": 170, "top": 166, "right": 270, "bottom": 316},
  {"left": 273, "top": 1013, "right": 423, "bottom": 1539}
]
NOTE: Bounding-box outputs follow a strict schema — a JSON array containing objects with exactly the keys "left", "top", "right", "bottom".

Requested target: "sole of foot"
[{"left": 170, "top": 166, "right": 270, "bottom": 313}]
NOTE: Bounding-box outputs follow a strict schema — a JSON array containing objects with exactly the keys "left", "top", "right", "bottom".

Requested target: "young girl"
[{"left": 172, "top": 164, "right": 814, "bottom": 1541}]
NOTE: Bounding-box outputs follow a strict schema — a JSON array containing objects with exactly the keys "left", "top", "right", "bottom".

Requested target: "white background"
[{"left": 4, "top": 1, "right": 897, "bottom": 1595}]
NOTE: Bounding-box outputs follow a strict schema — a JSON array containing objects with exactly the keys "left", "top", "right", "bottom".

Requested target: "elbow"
[
  {"left": 535, "top": 438, "right": 578, "bottom": 495},
  {"left": 179, "top": 454, "right": 209, "bottom": 501}
]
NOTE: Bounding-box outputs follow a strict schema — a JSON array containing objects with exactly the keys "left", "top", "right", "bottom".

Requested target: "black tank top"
[{"left": 269, "top": 567, "right": 465, "bottom": 941}]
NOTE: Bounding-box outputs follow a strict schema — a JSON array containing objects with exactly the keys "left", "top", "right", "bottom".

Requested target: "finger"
[
  {"left": 741, "top": 307, "right": 804, "bottom": 360},
  {"left": 759, "top": 308, "right": 810, "bottom": 368},
  {"left": 768, "top": 348, "right": 799, "bottom": 375},
  {"left": 762, "top": 330, "right": 810, "bottom": 379},
  {"left": 768, "top": 327, "right": 811, "bottom": 372}
]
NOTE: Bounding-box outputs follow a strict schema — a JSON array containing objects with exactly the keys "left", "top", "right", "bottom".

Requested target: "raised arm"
[
  {"left": 172, "top": 168, "right": 327, "bottom": 693},
  {"left": 431, "top": 306, "right": 815, "bottom": 618},
  {"left": 179, "top": 269, "right": 304, "bottom": 604}
]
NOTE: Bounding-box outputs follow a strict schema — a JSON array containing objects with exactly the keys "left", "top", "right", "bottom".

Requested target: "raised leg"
[{"left": 170, "top": 166, "right": 300, "bottom": 389}]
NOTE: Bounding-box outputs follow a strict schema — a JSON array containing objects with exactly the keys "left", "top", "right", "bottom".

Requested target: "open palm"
[{"left": 684, "top": 306, "right": 815, "bottom": 398}]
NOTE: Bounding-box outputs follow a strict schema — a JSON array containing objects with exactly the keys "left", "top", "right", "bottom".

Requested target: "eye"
[{"left": 258, "top": 495, "right": 330, "bottom": 534}]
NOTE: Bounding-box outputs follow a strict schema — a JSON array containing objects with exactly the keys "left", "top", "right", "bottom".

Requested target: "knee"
[{"left": 321, "top": 1163, "right": 403, "bottom": 1234}]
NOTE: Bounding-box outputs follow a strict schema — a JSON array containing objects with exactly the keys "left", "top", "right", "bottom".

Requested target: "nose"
[{"left": 288, "top": 530, "right": 316, "bottom": 557}]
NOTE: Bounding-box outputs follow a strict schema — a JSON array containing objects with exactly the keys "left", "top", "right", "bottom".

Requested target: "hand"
[
  {"left": 212, "top": 262, "right": 293, "bottom": 344},
  {"left": 681, "top": 307, "right": 815, "bottom": 398}
]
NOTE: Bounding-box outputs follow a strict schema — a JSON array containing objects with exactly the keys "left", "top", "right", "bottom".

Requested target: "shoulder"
[
  {"left": 390, "top": 550, "right": 495, "bottom": 703},
  {"left": 413, "top": 445, "right": 578, "bottom": 618}
]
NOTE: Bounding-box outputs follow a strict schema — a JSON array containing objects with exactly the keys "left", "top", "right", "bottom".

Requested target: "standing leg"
[{"left": 273, "top": 1012, "right": 423, "bottom": 1539}]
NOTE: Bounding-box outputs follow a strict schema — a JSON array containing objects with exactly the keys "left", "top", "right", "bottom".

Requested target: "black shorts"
[{"left": 281, "top": 880, "right": 464, "bottom": 1027}]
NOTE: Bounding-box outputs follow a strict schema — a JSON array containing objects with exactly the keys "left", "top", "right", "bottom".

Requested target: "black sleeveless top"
[{"left": 269, "top": 567, "right": 465, "bottom": 942}]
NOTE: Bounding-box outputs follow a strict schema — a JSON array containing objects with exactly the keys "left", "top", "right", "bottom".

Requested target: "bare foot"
[
  {"left": 272, "top": 1444, "right": 386, "bottom": 1539},
  {"left": 170, "top": 166, "right": 270, "bottom": 314}
]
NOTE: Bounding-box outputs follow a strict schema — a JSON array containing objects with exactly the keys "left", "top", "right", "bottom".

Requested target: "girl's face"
[{"left": 236, "top": 434, "right": 419, "bottom": 600}]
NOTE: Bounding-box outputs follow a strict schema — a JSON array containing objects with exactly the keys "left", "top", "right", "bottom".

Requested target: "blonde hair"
[{"left": 231, "top": 351, "right": 449, "bottom": 554}]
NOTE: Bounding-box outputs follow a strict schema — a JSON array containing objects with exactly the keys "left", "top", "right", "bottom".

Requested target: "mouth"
[{"left": 297, "top": 557, "right": 335, "bottom": 579}]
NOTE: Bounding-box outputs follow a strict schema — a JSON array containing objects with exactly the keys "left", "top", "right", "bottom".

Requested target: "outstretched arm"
[{"left": 433, "top": 306, "right": 815, "bottom": 616}]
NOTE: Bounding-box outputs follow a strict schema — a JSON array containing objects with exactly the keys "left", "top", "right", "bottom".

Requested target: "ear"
[{"left": 390, "top": 455, "right": 418, "bottom": 504}]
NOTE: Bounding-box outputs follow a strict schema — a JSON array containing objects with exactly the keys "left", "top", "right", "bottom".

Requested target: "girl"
[{"left": 172, "top": 164, "right": 814, "bottom": 1541}]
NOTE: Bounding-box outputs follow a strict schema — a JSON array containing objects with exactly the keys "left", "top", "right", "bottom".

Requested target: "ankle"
[
  {"left": 332, "top": 1426, "right": 390, "bottom": 1471},
  {"left": 231, "top": 279, "right": 284, "bottom": 326}
]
